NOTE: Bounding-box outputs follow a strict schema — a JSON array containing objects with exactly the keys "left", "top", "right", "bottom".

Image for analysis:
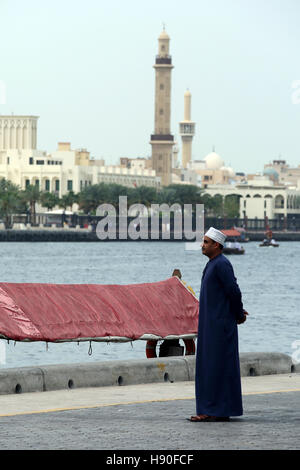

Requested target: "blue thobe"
[{"left": 195, "top": 253, "right": 245, "bottom": 417}]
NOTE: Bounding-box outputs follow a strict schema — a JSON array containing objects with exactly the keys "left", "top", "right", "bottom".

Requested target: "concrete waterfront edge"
[
  {"left": 0, "top": 353, "right": 298, "bottom": 396},
  {"left": 1, "top": 230, "right": 300, "bottom": 242}
]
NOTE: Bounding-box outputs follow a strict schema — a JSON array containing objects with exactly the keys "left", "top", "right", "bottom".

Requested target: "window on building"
[
  {"left": 25, "top": 179, "right": 30, "bottom": 188},
  {"left": 35, "top": 180, "right": 39, "bottom": 188},
  {"left": 45, "top": 180, "right": 50, "bottom": 191},
  {"left": 55, "top": 180, "right": 60, "bottom": 191},
  {"left": 159, "top": 108, "right": 164, "bottom": 115},
  {"left": 160, "top": 83, "right": 164, "bottom": 90},
  {"left": 29, "top": 157, "right": 33, "bottom": 165},
  {"left": 7, "top": 157, "right": 10, "bottom": 164},
  {"left": 36, "top": 160, "right": 44, "bottom": 165},
  {"left": 67, "top": 180, "right": 73, "bottom": 191}
]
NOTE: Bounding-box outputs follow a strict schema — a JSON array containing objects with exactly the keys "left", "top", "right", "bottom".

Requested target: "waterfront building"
[
  {"left": 172, "top": 167, "right": 198, "bottom": 185},
  {"left": 263, "top": 159, "right": 300, "bottom": 188},
  {"left": 150, "top": 28, "right": 175, "bottom": 186},
  {"left": 119, "top": 157, "right": 153, "bottom": 171},
  {"left": 90, "top": 163, "right": 160, "bottom": 188},
  {"left": 204, "top": 176, "right": 300, "bottom": 219},
  {"left": 0, "top": 116, "right": 160, "bottom": 200}
]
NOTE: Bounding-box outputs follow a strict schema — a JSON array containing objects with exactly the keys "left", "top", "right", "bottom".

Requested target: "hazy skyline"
[{"left": 1, "top": 0, "right": 300, "bottom": 174}]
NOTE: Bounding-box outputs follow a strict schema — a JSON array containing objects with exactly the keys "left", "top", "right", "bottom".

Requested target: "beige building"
[
  {"left": 150, "top": 29, "right": 175, "bottom": 186},
  {"left": 119, "top": 157, "right": 152, "bottom": 171},
  {"left": 92, "top": 164, "right": 160, "bottom": 188},
  {"left": 0, "top": 116, "right": 160, "bottom": 202},
  {"left": 263, "top": 159, "right": 300, "bottom": 188},
  {"left": 204, "top": 177, "right": 300, "bottom": 219},
  {"left": 187, "top": 151, "right": 236, "bottom": 187},
  {"left": 179, "top": 89, "right": 195, "bottom": 169},
  {"left": 0, "top": 115, "right": 38, "bottom": 150}
]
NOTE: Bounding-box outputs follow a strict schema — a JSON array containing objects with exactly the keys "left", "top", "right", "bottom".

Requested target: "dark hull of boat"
[
  {"left": 223, "top": 248, "right": 245, "bottom": 255},
  {"left": 259, "top": 243, "right": 279, "bottom": 247}
]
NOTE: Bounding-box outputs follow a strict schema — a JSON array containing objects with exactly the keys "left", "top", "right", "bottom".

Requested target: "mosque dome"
[
  {"left": 263, "top": 167, "right": 279, "bottom": 180},
  {"left": 220, "top": 166, "right": 235, "bottom": 177},
  {"left": 204, "top": 152, "right": 224, "bottom": 170}
]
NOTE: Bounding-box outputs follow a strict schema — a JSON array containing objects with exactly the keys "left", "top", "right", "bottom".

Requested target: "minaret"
[
  {"left": 150, "top": 28, "right": 175, "bottom": 186},
  {"left": 179, "top": 90, "right": 195, "bottom": 168}
]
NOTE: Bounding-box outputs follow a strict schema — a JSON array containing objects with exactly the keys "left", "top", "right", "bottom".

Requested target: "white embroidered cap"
[{"left": 205, "top": 227, "right": 226, "bottom": 246}]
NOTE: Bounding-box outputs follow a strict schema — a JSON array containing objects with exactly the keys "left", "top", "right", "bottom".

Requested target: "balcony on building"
[
  {"left": 155, "top": 55, "right": 172, "bottom": 65},
  {"left": 150, "top": 134, "right": 174, "bottom": 142}
]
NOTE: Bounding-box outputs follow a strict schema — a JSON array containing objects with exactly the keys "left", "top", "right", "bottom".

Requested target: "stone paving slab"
[
  {"left": 0, "top": 374, "right": 299, "bottom": 450},
  {"left": 0, "top": 391, "right": 299, "bottom": 450}
]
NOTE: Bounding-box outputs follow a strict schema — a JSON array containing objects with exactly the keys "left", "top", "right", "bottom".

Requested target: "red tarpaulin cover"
[
  {"left": 221, "top": 229, "right": 241, "bottom": 237},
  {"left": 0, "top": 277, "right": 199, "bottom": 343}
]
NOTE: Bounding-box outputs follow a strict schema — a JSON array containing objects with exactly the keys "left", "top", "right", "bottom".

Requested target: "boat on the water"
[
  {"left": 223, "top": 245, "right": 245, "bottom": 255},
  {"left": 259, "top": 240, "right": 279, "bottom": 247},
  {"left": 222, "top": 241, "right": 245, "bottom": 255},
  {"left": 221, "top": 229, "right": 245, "bottom": 254},
  {"left": 259, "top": 228, "right": 279, "bottom": 247}
]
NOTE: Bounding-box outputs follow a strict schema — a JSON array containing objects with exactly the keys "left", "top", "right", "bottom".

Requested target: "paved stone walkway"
[{"left": 0, "top": 390, "right": 299, "bottom": 450}]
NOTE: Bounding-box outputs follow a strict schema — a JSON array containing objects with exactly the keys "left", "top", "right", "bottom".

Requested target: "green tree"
[
  {"left": 40, "top": 192, "right": 59, "bottom": 211},
  {"left": 58, "top": 191, "right": 77, "bottom": 211},
  {"left": 21, "top": 184, "right": 41, "bottom": 224},
  {"left": 223, "top": 195, "right": 240, "bottom": 218},
  {"left": 77, "top": 183, "right": 111, "bottom": 214},
  {"left": 0, "top": 179, "right": 24, "bottom": 229},
  {"left": 209, "top": 194, "right": 223, "bottom": 217},
  {"left": 156, "top": 187, "right": 178, "bottom": 206},
  {"left": 106, "top": 184, "right": 131, "bottom": 209},
  {"left": 130, "top": 185, "right": 158, "bottom": 207},
  {"left": 167, "top": 184, "right": 203, "bottom": 207}
]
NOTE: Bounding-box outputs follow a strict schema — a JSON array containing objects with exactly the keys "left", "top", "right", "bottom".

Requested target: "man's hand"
[{"left": 237, "top": 310, "right": 248, "bottom": 324}]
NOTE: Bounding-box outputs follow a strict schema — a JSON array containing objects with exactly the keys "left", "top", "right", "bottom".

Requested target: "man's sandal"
[{"left": 187, "top": 415, "right": 230, "bottom": 422}]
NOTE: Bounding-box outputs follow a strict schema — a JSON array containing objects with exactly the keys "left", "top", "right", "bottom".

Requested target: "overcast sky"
[{"left": 0, "top": 0, "right": 300, "bottom": 174}]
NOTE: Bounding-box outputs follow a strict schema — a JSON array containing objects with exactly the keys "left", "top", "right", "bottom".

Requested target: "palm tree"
[
  {"left": 223, "top": 195, "right": 240, "bottom": 218},
  {"left": 58, "top": 191, "right": 77, "bottom": 211},
  {"left": 22, "top": 184, "right": 41, "bottom": 225},
  {"left": 40, "top": 191, "right": 59, "bottom": 211},
  {"left": 131, "top": 186, "right": 158, "bottom": 207},
  {"left": 0, "top": 179, "right": 24, "bottom": 229},
  {"left": 167, "top": 184, "right": 203, "bottom": 207},
  {"left": 78, "top": 183, "right": 113, "bottom": 214}
]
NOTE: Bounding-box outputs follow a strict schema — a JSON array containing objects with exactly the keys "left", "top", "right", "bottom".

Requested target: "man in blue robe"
[{"left": 189, "top": 227, "right": 248, "bottom": 422}]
